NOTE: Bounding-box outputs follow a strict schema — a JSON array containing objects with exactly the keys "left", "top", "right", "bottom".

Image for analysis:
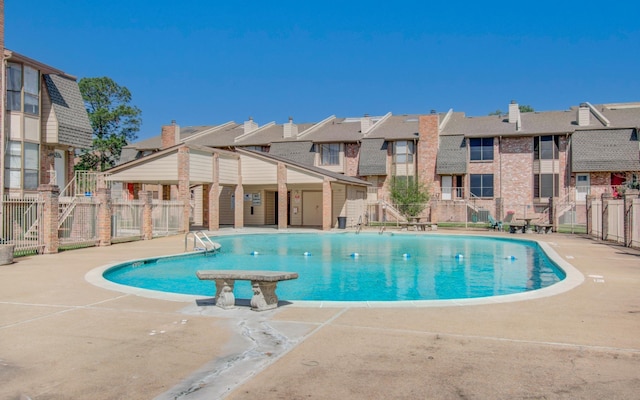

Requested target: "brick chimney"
[
  {"left": 417, "top": 113, "right": 439, "bottom": 188},
  {"left": 283, "top": 117, "right": 298, "bottom": 138},
  {"left": 577, "top": 103, "right": 590, "bottom": 126},
  {"left": 161, "top": 120, "right": 180, "bottom": 149},
  {"left": 361, "top": 114, "right": 372, "bottom": 133},
  {"left": 244, "top": 116, "right": 258, "bottom": 134}
]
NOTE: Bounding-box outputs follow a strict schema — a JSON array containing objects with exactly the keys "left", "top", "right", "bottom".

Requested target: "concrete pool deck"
[{"left": 1, "top": 228, "right": 639, "bottom": 399}]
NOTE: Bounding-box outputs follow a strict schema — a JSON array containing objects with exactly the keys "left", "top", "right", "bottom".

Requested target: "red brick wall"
[
  {"left": 496, "top": 137, "right": 533, "bottom": 210},
  {"left": 161, "top": 123, "right": 178, "bottom": 149},
  {"left": 417, "top": 115, "right": 439, "bottom": 194},
  {"left": 344, "top": 143, "right": 359, "bottom": 177}
]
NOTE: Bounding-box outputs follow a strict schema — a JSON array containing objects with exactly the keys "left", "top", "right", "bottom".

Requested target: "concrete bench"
[
  {"left": 196, "top": 270, "right": 299, "bottom": 311},
  {"left": 509, "top": 223, "right": 526, "bottom": 234},
  {"left": 533, "top": 223, "right": 553, "bottom": 234}
]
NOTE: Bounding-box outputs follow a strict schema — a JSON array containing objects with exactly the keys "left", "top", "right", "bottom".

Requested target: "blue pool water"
[{"left": 104, "top": 233, "right": 565, "bottom": 302}]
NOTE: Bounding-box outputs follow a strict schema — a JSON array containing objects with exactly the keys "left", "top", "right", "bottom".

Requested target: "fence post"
[
  {"left": 38, "top": 184, "right": 59, "bottom": 254},
  {"left": 586, "top": 194, "right": 595, "bottom": 236},
  {"left": 548, "top": 197, "right": 555, "bottom": 231},
  {"left": 96, "top": 187, "right": 111, "bottom": 246},
  {"left": 430, "top": 198, "right": 439, "bottom": 225},
  {"left": 601, "top": 193, "right": 612, "bottom": 241},
  {"left": 623, "top": 189, "right": 639, "bottom": 248},
  {"left": 140, "top": 191, "right": 153, "bottom": 240}
]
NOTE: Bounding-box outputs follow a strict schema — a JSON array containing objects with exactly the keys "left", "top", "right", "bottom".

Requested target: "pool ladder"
[{"left": 185, "top": 231, "right": 221, "bottom": 255}]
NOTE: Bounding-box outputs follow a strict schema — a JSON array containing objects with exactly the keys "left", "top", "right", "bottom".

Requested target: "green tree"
[
  {"left": 488, "top": 105, "right": 534, "bottom": 116},
  {"left": 389, "top": 177, "right": 431, "bottom": 219},
  {"left": 77, "top": 77, "right": 142, "bottom": 171},
  {"left": 519, "top": 104, "right": 534, "bottom": 113}
]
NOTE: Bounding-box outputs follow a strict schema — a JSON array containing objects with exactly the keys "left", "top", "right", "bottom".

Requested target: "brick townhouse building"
[
  {"left": 112, "top": 100, "right": 639, "bottom": 229},
  {"left": 0, "top": 0, "right": 92, "bottom": 199}
]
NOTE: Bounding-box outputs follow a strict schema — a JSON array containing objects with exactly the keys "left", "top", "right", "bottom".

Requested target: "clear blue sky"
[{"left": 7, "top": 1, "right": 640, "bottom": 141}]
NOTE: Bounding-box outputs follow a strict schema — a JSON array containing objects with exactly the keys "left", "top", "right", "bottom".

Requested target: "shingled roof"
[
  {"left": 358, "top": 138, "right": 387, "bottom": 176},
  {"left": 268, "top": 141, "right": 315, "bottom": 165},
  {"left": 436, "top": 135, "right": 467, "bottom": 174},
  {"left": 43, "top": 74, "right": 93, "bottom": 148},
  {"left": 571, "top": 129, "right": 640, "bottom": 172}
]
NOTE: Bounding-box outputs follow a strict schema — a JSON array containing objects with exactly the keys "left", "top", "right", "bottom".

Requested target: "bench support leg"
[
  {"left": 250, "top": 281, "right": 279, "bottom": 311},
  {"left": 214, "top": 279, "right": 236, "bottom": 309}
]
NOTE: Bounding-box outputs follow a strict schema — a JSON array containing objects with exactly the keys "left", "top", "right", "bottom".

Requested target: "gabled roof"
[
  {"left": 297, "top": 117, "right": 363, "bottom": 142},
  {"left": 268, "top": 141, "right": 315, "bottom": 165},
  {"left": 43, "top": 74, "right": 93, "bottom": 148},
  {"left": 571, "top": 128, "right": 640, "bottom": 172},
  {"left": 185, "top": 123, "right": 243, "bottom": 147},
  {"left": 236, "top": 149, "right": 371, "bottom": 187},
  {"left": 358, "top": 138, "right": 387, "bottom": 176},
  {"left": 441, "top": 109, "right": 608, "bottom": 137},
  {"left": 366, "top": 114, "right": 420, "bottom": 140},
  {"left": 436, "top": 135, "right": 467, "bottom": 174}
]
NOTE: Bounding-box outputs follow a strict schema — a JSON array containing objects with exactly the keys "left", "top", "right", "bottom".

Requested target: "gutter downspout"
[{"left": 1, "top": 52, "right": 8, "bottom": 199}]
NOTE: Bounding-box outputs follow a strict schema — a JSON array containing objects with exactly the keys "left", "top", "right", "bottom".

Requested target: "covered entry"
[{"left": 105, "top": 145, "right": 370, "bottom": 231}]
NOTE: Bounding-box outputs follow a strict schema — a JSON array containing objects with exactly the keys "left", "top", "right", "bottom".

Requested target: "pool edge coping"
[{"left": 85, "top": 232, "right": 586, "bottom": 308}]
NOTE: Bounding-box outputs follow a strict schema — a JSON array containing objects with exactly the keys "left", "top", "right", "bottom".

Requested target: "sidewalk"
[{"left": 1, "top": 231, "right": 639, "bottom": 399}]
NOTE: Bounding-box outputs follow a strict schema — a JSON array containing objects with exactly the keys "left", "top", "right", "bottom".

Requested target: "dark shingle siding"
[
  {"left": 358, "top": 138, "right": 387, "bottom": 175},
  {"left": 268, "top": 141, "right": 315, "bottom": 165},
  {"left": 43, "top": 74, "right": 93, "bottom": 148},
  {"left": 436, "top": 135, "right": 467, "bottom": 174},
  {"left": 572, "top": 129, "right": 640, "bottom": 172}
]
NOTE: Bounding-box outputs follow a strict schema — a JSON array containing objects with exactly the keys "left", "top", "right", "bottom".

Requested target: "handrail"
[
  {"left": 356, "top": 214, "right": 363, "bottom": 234},
  {"left": 185, "top": 231, "right": 221, "bottom": 254}
]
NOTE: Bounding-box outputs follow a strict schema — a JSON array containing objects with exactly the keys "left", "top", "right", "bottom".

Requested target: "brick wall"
[
  {"left": 344, "top": 143, "right": 360, "bottom": 177},
  {"left": 417, "top": 115, "right": 439, "bottom": 194},
  {"left": 161, "top": 122, "right": 179, "bottom": 149},
  {"left": 497, "top": 137, "right": 533, "bottom": 209}
]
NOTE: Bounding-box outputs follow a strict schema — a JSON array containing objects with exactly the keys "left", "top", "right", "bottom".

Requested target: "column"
[
  {"left": 207, "top": 153, "right": 220, "bottom": 231},
  {"left": 96, "top": 187, "right": 111, "bottom": 246},
  {"left": 140, "top": 190, "right": 153, "bottom": 240},
  {"left": 277, "top": 162, "right": 288, "bottom": 230},
  {"left": 177, "top": 146, "right": 191, "bottom": 233},
  {"left": 38, "top": 184, "right": 59, "bottom": 254},
  {"left": 322, "top": 178, "right": 332, "bottom": 231}
]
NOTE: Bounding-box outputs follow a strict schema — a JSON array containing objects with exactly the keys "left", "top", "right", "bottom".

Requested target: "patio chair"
[
  {"left": 488, "top": 215, "right": 500, "bottom": 230},
  {"left": 502, "top": 212, "right": 515, "bottom": 232}
]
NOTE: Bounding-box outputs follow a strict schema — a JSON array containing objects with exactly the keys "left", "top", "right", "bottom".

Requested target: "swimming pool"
[{"left": 103, "top": 233, "right": 565, "bottom": 302}]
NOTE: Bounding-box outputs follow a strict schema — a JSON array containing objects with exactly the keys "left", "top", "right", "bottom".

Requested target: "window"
[
  {"left": 24, "top": 143, "right": 40, "bottom": 190},
  {"left": 7, "top": 63, "right": 22, "bottom": 111},
  {"left": 3, "top": 141, "right": 39, "bottom": 190},
  {"left": 24, "top": 66, "right": 39, "bottom": 115},
  {"left": 320, "top": 143, "right": 340, "bottom": 165},
  {"left": 534, "top": 174, "right": 559, "bottom": 198},
  {"left": 469, "top": 138, "right": 493, "bottom": 161},
  {"left": 534, "top": 136, "right": 559, "bottom": 160},
  {"left": 394, "top": 141, "right": 414, "bottom": 163},
  {"left": 470, "top": 174, "right": 493, "bottom": 198},
  {"left": 4, "top": 141, "right": 22, "bottom": 189}
]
